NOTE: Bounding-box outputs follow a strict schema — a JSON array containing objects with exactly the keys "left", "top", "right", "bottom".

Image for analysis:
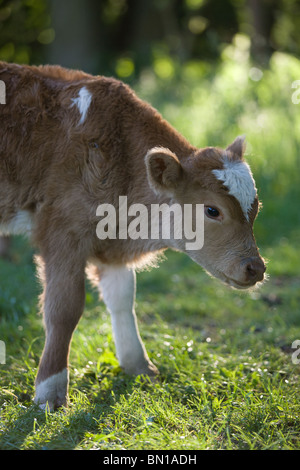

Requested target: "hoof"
[
  {"left": 34, "top": 369, "right": 68, "bottom": 411},
  {"left": 122, "top": 359, "right": 159, "bottom": 379}
]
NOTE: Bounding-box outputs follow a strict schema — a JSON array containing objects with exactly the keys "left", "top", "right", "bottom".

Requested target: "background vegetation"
[{"left": 0, "top": 0, "right": 299, "bottom": 450}]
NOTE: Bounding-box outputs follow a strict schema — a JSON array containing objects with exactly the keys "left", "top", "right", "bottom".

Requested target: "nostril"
[
  {"left": 245, "top": 258, "right": 266, "bottom": 281},
  {"left": 246, "top": 264, "right": 256, "bottom": 279}
]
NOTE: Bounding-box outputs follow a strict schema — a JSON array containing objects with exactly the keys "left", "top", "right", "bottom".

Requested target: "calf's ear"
[
  {"left": 145, "top": 147, "right": 183, "bottom": 195},
  {"left": 226, "top": 135, "right": 246, "bottom": 159}
]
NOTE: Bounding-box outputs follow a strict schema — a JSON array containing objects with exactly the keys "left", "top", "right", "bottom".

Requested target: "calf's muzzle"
[{"left": 243, "top": 257, "right": 266, "bottom": 283}]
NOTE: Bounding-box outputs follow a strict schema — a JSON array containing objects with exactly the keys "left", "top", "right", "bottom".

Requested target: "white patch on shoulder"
[
  {"left": 0, "top": 210, "right": 33, "bottom": 236},
  {"left": 212, "top": 158, "right": 257, "bottom": 220},
  {"left": 34, "top": 369, "right": 68, "bottom": 410},
  {"left": 70, "top": 86, "right": 92, "bottom": 125}
]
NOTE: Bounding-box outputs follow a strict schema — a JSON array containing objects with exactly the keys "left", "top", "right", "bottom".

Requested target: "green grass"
[
  {"left": 1, "top": 41, "right": 300, "bottom": 450},
  {"left": 0, "top": 243, "right": 299, "bottom": 450}
]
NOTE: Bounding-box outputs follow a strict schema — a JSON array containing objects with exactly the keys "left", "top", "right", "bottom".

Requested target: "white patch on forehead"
[
  {"left": 70, "top": 86, "right": 92, "bottom": 124},
  {"left": 212, "top": 158, "right": 257, "bottom": 220}
]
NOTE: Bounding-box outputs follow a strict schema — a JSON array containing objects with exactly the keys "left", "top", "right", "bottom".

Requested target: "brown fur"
[{"left": 0, "top": 62, "right": 265, "bottom": 408}]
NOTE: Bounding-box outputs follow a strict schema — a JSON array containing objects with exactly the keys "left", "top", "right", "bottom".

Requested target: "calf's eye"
[{"left": 205, "top": 206, "right": 221, "bottom": 219}]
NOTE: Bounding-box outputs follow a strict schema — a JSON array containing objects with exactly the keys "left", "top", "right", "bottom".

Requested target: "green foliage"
[
  {"left": 0, "top": 0, "right": 50, "bottom": 64},
  {"left": 1, "top": 0, "right": 300, "bottom": 77}
]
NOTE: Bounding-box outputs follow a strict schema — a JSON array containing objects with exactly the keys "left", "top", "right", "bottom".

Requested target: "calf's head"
[{"left": 145, "top": 136, "right": 266, "bottom": 289}]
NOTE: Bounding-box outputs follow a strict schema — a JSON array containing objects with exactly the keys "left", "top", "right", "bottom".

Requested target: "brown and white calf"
[{"left": 0, "top": 62, "right": 265, "bottom": 410}]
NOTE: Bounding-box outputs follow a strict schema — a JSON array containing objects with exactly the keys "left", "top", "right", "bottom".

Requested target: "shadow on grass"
[{"left": 0, "top": 371, "right": 145, "bottom": 450}]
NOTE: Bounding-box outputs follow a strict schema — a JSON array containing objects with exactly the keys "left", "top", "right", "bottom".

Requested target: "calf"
[{"left": 0, "top": 62, "right": 265, "bottom": 410}]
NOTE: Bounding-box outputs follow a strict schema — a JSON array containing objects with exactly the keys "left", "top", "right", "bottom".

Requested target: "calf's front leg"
[
  {"left": 99, "top": 265, "right": 158, "bottom": 377},
  {"left": 34, "top": 255, "right": 85, "bottom": 410}
]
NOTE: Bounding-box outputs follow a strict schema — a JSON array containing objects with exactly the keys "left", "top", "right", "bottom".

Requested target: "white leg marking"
[
  {"left": 99, "top": 265, "right": 158, "bottom": 376},
  {"left": 34, "top": 369, "right": 68, "bottom": 410},
  {"left": 70, "top": 86, "right": 92, "bottom": 125}
]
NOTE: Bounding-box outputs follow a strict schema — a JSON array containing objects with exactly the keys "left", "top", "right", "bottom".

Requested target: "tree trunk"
[{"left": 247, "top": 0, "right": 277, "bottom": 66}]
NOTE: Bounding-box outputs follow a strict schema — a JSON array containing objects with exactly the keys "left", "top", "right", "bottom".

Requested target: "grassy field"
[{"left": 1, "top": 40, "right": 300, "bottom": 450}]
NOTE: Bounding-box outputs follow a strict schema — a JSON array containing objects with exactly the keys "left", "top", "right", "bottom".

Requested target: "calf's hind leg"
[
  {"left": 98, "top": 265, "right": 158, "bottom": 378},
  {"left": 34, "top": 254, "right": 86, "bottom": 410}
]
